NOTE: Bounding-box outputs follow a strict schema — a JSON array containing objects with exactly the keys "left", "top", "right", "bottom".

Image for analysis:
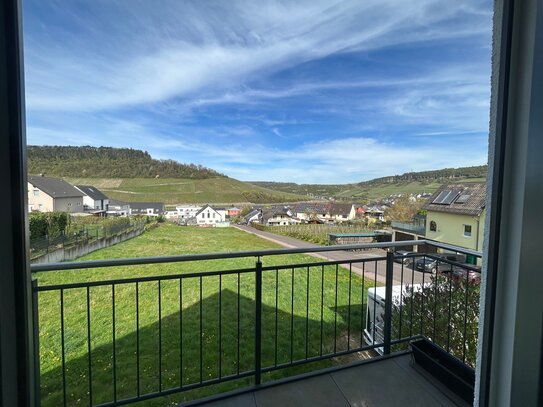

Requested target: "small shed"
[
  {"left": 329, "top": 232, "right": 377, "bottom": 245},
  {"left": 329, "top": 231, "right": 392, "bottom": 245}
]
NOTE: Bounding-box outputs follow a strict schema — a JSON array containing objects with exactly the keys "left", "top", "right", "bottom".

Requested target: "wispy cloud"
[
  {"left": 24, "top": 0, "right": 490, "bottom": 112},
  {"left": 23, "top": 0, "right": 492, "bottom": 183}
]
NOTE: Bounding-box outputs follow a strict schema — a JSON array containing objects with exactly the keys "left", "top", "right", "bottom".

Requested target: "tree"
[{"left": 385, "top": 195, "right": 422, "bottom": 222}]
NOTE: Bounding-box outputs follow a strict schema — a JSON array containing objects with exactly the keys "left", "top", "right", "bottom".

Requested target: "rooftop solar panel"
[
  {"left": 432, "top": 190, "right": 450, "bottom": 204},
  {"left": 455, "top": 194, "right": 471, "bottom": 204},
  {"left": 442, "top": 190, "right": 461, "bottom": 204}
]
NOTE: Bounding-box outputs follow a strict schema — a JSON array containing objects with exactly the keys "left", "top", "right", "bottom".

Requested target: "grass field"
[
  {"left": 36, "top": 224, "right": 380, "bottom": 406},
  {"left": 65, "top": 177, "right": 306, "bottom": 204}
]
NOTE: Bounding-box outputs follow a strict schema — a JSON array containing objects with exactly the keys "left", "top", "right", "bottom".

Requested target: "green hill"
[
  {"left": 28, "top": 146, "right": 307, "bottom": 204},
  {"left": 64, "top": 177, "right": 306, "bottom": 204},
  {"left": 251, "top": 165, "right": 487, "bottom": 201}
]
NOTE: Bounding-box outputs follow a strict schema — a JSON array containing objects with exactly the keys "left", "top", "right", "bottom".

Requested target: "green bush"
[
  {"left": 29, "top": 212, "right": 69, "bottom": 239},
  {"left": 391, "top": 275, "right": 480, "bottom": 367}
]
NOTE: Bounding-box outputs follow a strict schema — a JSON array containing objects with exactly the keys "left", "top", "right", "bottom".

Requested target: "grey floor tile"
[
  {"left": 201, "top": 392, "right": 257, "bottom": 407},
  {"left": 255, "top": 374, "right": 350, "bottom": 407},
  {"left": 392, "top": 354, "right": 469, "bottom": 406},
  {"left": 331, "top": 357, "right": 452, "bottom": 407}
]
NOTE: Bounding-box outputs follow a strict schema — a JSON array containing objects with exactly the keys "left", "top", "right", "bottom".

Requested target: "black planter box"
[{"left": 410, "top": 339, "right": 475, "bottom": 404}]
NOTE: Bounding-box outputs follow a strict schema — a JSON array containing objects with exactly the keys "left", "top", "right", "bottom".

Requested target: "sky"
[{"left": 22, "top": 0, "right": 493, "bottom": 184}]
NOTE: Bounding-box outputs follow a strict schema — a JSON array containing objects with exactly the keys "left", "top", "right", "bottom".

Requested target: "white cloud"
[
  {"left": 24, "top": 0, "right": 491, "bottom": 183},
  {"left": 24, "top": 0, "right": 491, "bottom": 112}
]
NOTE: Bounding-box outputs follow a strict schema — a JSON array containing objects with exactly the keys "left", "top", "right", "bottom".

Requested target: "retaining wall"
[{"left": 31, "top": 227, "right": 144, "bottom": 264}]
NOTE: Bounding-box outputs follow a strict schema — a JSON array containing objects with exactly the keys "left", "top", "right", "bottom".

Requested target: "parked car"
[
  {"left": 414, "top": 257, "right": 447, "bottom": 273},
  {"left": 439, "top": 265, "right": 482, "bottom": 284},
  {"left": 393, "top": 250, "right": 416, "bottom": 265}
]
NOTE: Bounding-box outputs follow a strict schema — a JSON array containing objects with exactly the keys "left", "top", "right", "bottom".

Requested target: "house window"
[
  {"left": 464, "top": 224, "right": 472, "bottom": 237},
  {"left": 207, "top": 212, "right": 210, "bottom": 218},
  {"left": 33, "top": 188, "right": 39, "bottom": 196},
  {"left": 430, "top": 221, "right": 437, "bottom": 232}
]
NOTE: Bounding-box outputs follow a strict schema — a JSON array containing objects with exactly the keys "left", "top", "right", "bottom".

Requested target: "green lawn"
[{"left": 36, "top": 224, "right": 379, "bottom": 406}]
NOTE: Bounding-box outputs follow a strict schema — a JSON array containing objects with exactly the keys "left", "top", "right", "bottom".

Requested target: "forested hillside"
[{"left": 28, "top": 145, "right": 225, "bottom": 179}]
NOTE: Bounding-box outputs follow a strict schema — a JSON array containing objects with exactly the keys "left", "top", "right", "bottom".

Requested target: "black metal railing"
[{"left": 31, "top": 240, "right": 481, "bottom": 406}]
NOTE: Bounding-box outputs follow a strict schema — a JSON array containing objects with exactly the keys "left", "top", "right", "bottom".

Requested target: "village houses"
[{"left": 28, "top": 175, "right": 84, "bottom": 213}]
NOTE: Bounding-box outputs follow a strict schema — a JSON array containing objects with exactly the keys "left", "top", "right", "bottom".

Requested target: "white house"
[
  {"left": 194, "top": 205, "right": 226, "bottom": 226},
  {"left": 244, "top": 209, "right": 261, "bottom": 224},
  {"left": 175, "top": 204, "right": 202, "bottom": 220},
  {"left": 75, "top": 185, "right": 109, "bottom": 213},
  {"left": 129, "top": 202, "right": 164, "bottom": 217},
  {"left": 28, "top": 176, "right": 84, "bottom": 213},
  {"left": 262, "top": 207, "right": 293, "bottom": 226},
  {"left": 164, "top": 211, "right": 179, "bottom": 220},
  {"left": 214, "top": 207, "right": 228, "bottom": 221},
  {"left": 327, "top": 203, "right": 356, "bottom": 223},
  {"left": 293, "top": 203, "right": 328, "bottom": 223},
  {"left": 106, "top": 200, "right": 130, "bottom": 217}
]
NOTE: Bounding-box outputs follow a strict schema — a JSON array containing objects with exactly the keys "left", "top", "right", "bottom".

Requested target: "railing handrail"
[{"left": 30, "top": 239, "right": 482, "bottom": 273}]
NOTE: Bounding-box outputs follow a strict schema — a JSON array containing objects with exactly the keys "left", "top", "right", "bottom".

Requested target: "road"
[{"left": 234, "top": 225, "right": 428, "bottom": 285}]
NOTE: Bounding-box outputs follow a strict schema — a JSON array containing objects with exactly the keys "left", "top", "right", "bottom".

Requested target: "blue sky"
[{"left": 23, "top": 0, "right": 493, "bottom": 184}]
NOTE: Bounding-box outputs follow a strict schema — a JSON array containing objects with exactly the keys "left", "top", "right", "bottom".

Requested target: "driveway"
[{"left": 234, "top": 225, "right": 428, "bottom": 285}]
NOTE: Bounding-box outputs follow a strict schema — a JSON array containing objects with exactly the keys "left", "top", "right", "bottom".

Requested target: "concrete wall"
[
  {"left": 31, "top": 226, "right": 144, "bottom": 264},
  {"left": 425, "top": 209, "right": 485, "bottom": 252}
]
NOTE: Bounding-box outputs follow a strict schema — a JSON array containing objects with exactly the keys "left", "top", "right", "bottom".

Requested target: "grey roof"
[
  {"left": 75, "top": 185, "right": 109, "bottom": 201},
  {"left": 328, "top": 203, "right": 354, "bottom": 216},
  {"left": 130, "top": 202, "right": 165, "bottom": 212},
  {"left": 244, "top": 209, "right": 261, "bottom": 221},
  {"left": 422, "top": 182, "right": 486, "bottom": 216},
  {"left": 107, "top": 199, "right": 129, "bottom": 208},
  {"left": 292, "top": 203, "right": 328, "bottom": 214},
  {"left": 28, "top": 176, "right": 83, "bottom": 198}
]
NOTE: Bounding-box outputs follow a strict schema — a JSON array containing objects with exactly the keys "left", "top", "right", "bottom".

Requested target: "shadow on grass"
[{"left": 40, "top": 288, "right": 366, "bottom": 407}]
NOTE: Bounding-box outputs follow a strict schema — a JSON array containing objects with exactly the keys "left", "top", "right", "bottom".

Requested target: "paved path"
[{"left": 234, "top": 225, "right": 427, "bottom": 285}]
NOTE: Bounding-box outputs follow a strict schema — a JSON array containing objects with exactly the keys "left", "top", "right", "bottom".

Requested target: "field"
[
  {"left": 64, "top": 177, "right": 306, "bottom": 204},
  {"left": 36, "top": 224, "right": 380, "bottom": 406},
  {"left": 335, "top": 180, "right": 443, "bottom": 200},
  {"left": 257, "top": 224, "right": 376, "bottom": 245}
]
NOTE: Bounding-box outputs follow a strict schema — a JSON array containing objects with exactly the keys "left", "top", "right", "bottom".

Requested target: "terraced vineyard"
[
  {"left": 255, "top": 224, "right": 376, "bottom": 245},
  {"left": 65, "top": 177, "right": 307, "bottom": 204}
]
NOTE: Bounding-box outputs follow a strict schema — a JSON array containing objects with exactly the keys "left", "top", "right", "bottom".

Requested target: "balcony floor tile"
[
  {"left": 196, "top": 353, "right": 470, "bottom": 407},
  {"left": 255, "top": 374, "right": 350, "bottom": 407}
]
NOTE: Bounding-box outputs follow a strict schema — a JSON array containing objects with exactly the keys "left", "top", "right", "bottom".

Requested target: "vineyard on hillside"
[{"left": 255, "top": 223, "right": 376, "bottom": 245}]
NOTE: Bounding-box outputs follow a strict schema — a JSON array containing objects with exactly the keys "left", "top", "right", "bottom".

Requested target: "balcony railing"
[
  {"left": 30, "top": 240, "right": 481, "bottom": 407},
  {"left": 391, "top": 220, "right": 426, "bottom": 236}
]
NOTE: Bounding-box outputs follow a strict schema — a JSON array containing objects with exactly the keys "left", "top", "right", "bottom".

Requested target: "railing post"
[
  {"left": 384, "top": 250, "right": 394, "bottom": 355},
  {"left": 31, "top": 277, "right": 41, "bottom": 406},
  {"left": 254, "top": 257, "right": 262, "bottom": 385}
]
